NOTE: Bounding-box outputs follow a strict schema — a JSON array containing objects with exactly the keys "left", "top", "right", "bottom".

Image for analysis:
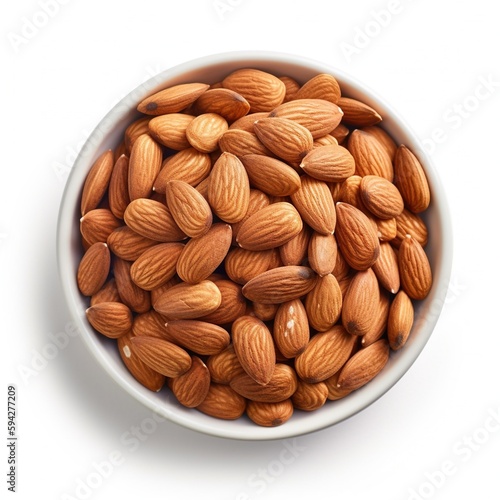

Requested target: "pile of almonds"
[{"left": 76, "top": 68, "right": 432, "bottom": 427}]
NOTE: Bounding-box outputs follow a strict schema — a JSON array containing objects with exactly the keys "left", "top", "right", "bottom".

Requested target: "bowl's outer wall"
[{"left": 57, "top": 51, "right": 452, "bottom": 440}]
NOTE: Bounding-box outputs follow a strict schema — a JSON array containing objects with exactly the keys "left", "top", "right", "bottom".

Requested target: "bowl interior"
[{"left": 57, "top": 51, "right": 452, "bottom": 440}]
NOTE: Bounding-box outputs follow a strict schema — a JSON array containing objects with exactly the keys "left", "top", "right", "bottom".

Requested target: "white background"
[{"left": 2, "top": 1, "right": 500, "bottom": 499}]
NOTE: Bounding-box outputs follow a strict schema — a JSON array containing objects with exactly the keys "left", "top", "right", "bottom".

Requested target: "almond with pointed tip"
[
  {"left": 206, "top": 345, "right": 246, "bottom": 384},
  {"left": 290, "top": 175, "right": 336, "bottom": 235},
  {"left": 186, "top": 112, "right": 229, "bottom": 153},
  {"left": 254, "top": 117, "right": 313, "bottom": 164},
  {"left": 335, "top": 202, "right": 380, "bottom": 270},
  {"left": 294, "top": 73, "right": 341, "bottom": 103},
  {"left": 229, "top": 112, "right": 269, "bottom": 132},
  {"left": 165, "top": 320, "right": 230, "bottom": 355},
  {"left": 372, "top": 242, "right": 400, "bottom": 294},
  {"left": 273, "top": 299, "right": 310, "bottom": 358},
  {"left": 337, "top": 339, "right": 390, "bottom": 391},
  {"left": 361, "top": 290, "right": 391, "bottom": 347},
  {"left": 388, "top": 290, "right": 414, "bottom": 350},
  {"left": 77, "top": 242, "right": 111, "bottom": 296},
  {"left": 362, "top": 126, "right": 397, "bottom": 160},
  {"left": 242, "top": 266, "right": 317, "bottom": 304},
  {"left": 308, "top": 232, "right": 338, "bottom": 277},
  {"left": 398, "top": 235, "right": 432, "bottom": 300},
  {"left": 236, "top": 202, "right": 303, "bottom": 251},
  {"left": 225, "top": 247, "right": 275, "bottom": 285},
  {"left": 218, "top": 129, "right": 273, "bottom": 157},
  {"left": 246, "top": 399, "right": 294, "bottom": 427},
  {"left": 108, "top": 155, "right": 130, "bottom": 219},
  {"left": 86, "top": 301, "right": 132, "bottom": 338},
  {"left": 90, "top": 278, "right": 120, "bottom": 306},
  {"left": 324, "top": 372, "right": 353, "bottom": 401},
  {"left": 128, "top": 134, "right": 162, "bottom": 200},
  {"left": 232, "top": 316, "right": 276, "bottom": 385},
  {"left": 198, "top": 279, "right": 247, "bottom": 325},
  {"left": 305, "top": 274, "right": 343, "bottom": 332},
  {"left": 291, "top": 380, "right": 328, "bottom": 412},
  {"left": 393, "top": 209, "right": 428, "bottom": 248},
  {"left": 137, "top": 82, "right": 209, "bottom": 115},
  {"left": 113, "top": 257, "right": 151, "bottom": 313},
  {"left": 196, "top": 383, "right": 247, "bottom": 420},
  {"left": 279, "top": 224, "right": 311, "bottom": 267},
  {"left": 279, "top": 75, "right": 300, "bottom": 102},
  {"left": 193, "top": 88, "right": 250, "bottom": 122},
  {"left": 360, "top": 175, "right": 404, "bottom": 219},
  {"left": 124, "top": 117, "right": 151, "bottom": 154},
  {"left": 300, "top": 144, "right": 355, "bottom": 182},
  {"left": 81, "top": 150, "right": 114, "bottom": 216},
  {"left": 170, "top": 356, "right": 211, "bottom": 407},
  {"left": 132, "top": 310, "right": 173, "bottom": 340},
  {"left": 338, "top": 97, "right": 382, "bottom": 127},
  {"left": 80, "top": 208, "right": 121, "bottom": 246},
  {"left": 147, "top": 113, "right": 194, "bottom": 150},
  {"left": 107, "top": 226, "right": 157, "bottom": 261}
]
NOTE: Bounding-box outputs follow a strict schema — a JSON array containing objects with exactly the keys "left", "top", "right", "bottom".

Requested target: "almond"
[
  {"left": 308, "top": 232, "right": 338, "bottom": 277},
  {"left": 196, "top": 383, "right": 247, "bottom": 420},
  {"left": 165, "top": 180, "right": 213, "bottom": 238},
  {"left": 324, "top": 372, "right": 352, "bottom": 401},
  {"left": 376, "top": 217, "right": 398, "bottom": 242},
  {"left": 225, "top": 247, "right": 275, "bottom": 285},
  {"left": 269, "top": 99, "right": 343, "bottom": 139},
  {"left": 294, "top": 73, "right": 341, "bottom": 104},
  {"left": 250, "top": 302, "right": 278, "bottom": 322},
  {"left": 170, "top": 356, "right": 211, "bottom": 407},
  {"left": 124, "top": 117, "right": 151, "bottom": 154},
  {"left": 128, "top": 134, "right": 163, "bottom": 200},
  {"left": 130, "top": 336, "right": 192, "bottom": 377},
  {"left": 394, "top": 145, "right": 431, "bottom": 213},
  {"left": 240, "top": 154, "right": 301, "bottom": 197},
  {"left": 231, "top": 189, "right": 270, "bottom": 243},
  {"left": 300, "top": 144, "right": 356, "bottom": 182},
  {"left": 337, "top": 339, "right": 390, "bottom": 391},
  {"left": 290, "top": 175, "right": 336, "bottom": 234},
  {"left": 280, "top": 75, "right": 300, "bottom": 102},
  {"left": 148, "top": 113, "right": 195, "bottom": 150},
  {"left": 130, "top": 242, "right": 184, "bottom": 290},
  {"left": 330, "top": 123, "right": 350, "bottom": 144},
  {"left": 222, "top": 68, "right": 286, "bottom": 112},
  {"left": 348, "top": 129, "right": 394, "bottom": 181},
  {"left": 273, "top": 298, "right": 310, "bottom": 358},
  {"left": 242, "top": 266, "right": 318, "bottom": 304},
  {"left": 90, "top": 278, "right": 120, "bottom": 306},
  {"left": 335, "top": 202, "right": 380, "bottom": 270},
  {"left": 314, "top": 134, "right": 339, "bottom": 148},
  {"left": 279, "top": 224, "right": 311, "bottom": 266},
  {"left": 305, "top": 274, "right": 343, "bottom": 332},
  {"left": 165, "top": 320, "right": 230, "bottom": 355},
  {"left": 236, "top": 202, "right": 303, "bottom": 251},
  {"left": 117, "top": 333, "right": 165, "bottom": 392},
  {"left": 294, "top": 325, "right": 355, "bottom": 383},
  {"left": 206, "top": 345, "right": 246, "bottom": 384},
  {"left": 113, "top": 257, "right": 151, "bottom": 313},
  {"left": 108, "top": 155, "right": 130, "bottom": 219},
  {"left": 230, "top": 364, "right": 297, "bottom": 403},
  {"left": 198, "top": 279, "right": 247, "bottom": 325},
  {"left": 362, "top": 126, "right": 397, "bottom": 160},
  {"left": 77, "top": 242, "right": 111, "bottom": 296},
  {"left": 80, "top": 209, "right": 121, "bottom": 246},
  {"left": 387, "top": 290, "right": 414, "bottom": 350},
  {"left": 153, "top": 148, "right": 211, "bottom": 194},
  {"left": 80, "top": 150, "right": 114, "bottom": 215},
  {"left": 176, "top": 223, "right": 232, "bottom": 284},
  {"left": 338, "top": 96, "right": 382, "bottom": 127},
  {"left": 254, "top": 117, "right": 313, "bottom": 164},
  {"left": 193, "top": 88, "right": 251, "bottom": 122},
  {"left": 206, "top": 152, "right": 250, "bottom": 223},
  {"left": 132, "top": 310, "right": 172, "bottom": 340},
  {"left": 186, "top": 113, "right": 229, "bottom": 153},
  {"left": 229, "top": 112, "right": 269, "bottom": 132},
  {"left": 338, "top": 175, "right": 364, "bottom": 210},
  {"left": 342, "top": 268, "right": 380, "bottom": 336},
  {"left": 360, "top": 175, "right": 404, "bottom": 219},
  {"left": 398, "top": 235, "right": 432, "bottom": 300},
  {"left": 393, "top": 209, "right": 428, "bottom": 248},
  {"left": 219, "top": 129, "right": 273, "bottom": 157},
  {"left": 361, "top": 290, "right": 391, "bottom": 347},
  {"left": 232, "top": 316, "right": 276, "bottom": 385},
  {"left": 86, "top": 301, "right": 132, "bottom": 338},
  {"left": 107, "top": 226, "right": 157, "bottom": 261},
  {"left": 246, "top": 399, "right": 294, "bottom": 427},
  {"left": 137, "top": 82, "right": 209, "bottom": 115},
  {"left": 291, "top": 380, "right": 328, "bottom": 411},
  {"left": 153, "top": 280, "right": 222, "bottom": 319},
  {"left": 124, "top": 198, "right": 186, "bottom": 242},
  {"left": 372, "top": 241, "right": 400, "bottom": 294}
]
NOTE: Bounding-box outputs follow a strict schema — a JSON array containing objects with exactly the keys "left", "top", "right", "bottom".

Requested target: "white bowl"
[{"left": 56, "top": 51, "right": 453, "bottom": 440}]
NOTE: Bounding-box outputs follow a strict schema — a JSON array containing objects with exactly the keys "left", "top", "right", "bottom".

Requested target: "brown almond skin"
[
  {"left": 337, "top": 339, "right": 390, "bottom": 391},
  {"left": 107, "top": 226, "right": 158, "bottom": 261},
  {"left": 273, "top": 299, "right": 310, "bottom": 358},
  {"left": 225, "top": 247, "right": 274, "bottom": 285},
  {"left": 193, "top": 88, "right": 251, "bottom": 122},
  {"left": 131, "top": 336, "right": 192, "bottom": 378},
  {"left": 170, "top": 356, "right": 211, "bottom": 408},
  {"left": 81, "top": 150, "right": 114, "bottom": 216},
  {"left": 388, "top": 290, "right": 414, "bottom": 350},
  {"left": 90, "top": 278, "right": 120, "bottom": 306},
  {"left": 246, "top": 399, "right": 294, "bottom": 427},
  {"left": 77, "top": 242, "right": 111, "bottom": 296},
  {"left": 300, "top": 144, "right": 356, "bottom": 182},
  {"left": 338, "top": 97, "right": 382, "bottom": 127},
  {"left": 294, "top": 325, "right": 356, "bottom": 383},
  {"left": 230, "top": 364, "right": 298, "bottom": 403},
  {"left": 132, "top": 310, "right": 173, "bottom": 340},
  {"left": 231, "top": 189, "right": 270, "bottom": 244},
  {"left": 360, "top": 175, "right": 404, "bottom": 219},
  {"left": 308, "top": 232, "right": 338, "bottom": 277},
  {"left": 335, "top": 202, "right": 380, "bottom": 270},
  {"left": 393, "top": 209, "right": 428, "bottom": 248},
  {"left": 80, "top": 209, "right": 121, "bottom": 246},
  {"left": 398, "top": 235, "right": 433, "bottom": 300},
  {"left": 280, "top": 76, "right": 300, "bottom": 102},
  {"left": 290, "top": 175, "right": 336, "bottom": 235},
  {"left": 148, "top": 113, "right": 194, "bottom": 150},
  {"left": 117, "top": 333, "right": 165, "bottom": 392},
  {"left": 294, "top": 74, "right": 341, "bottom": 104},
  {"left": 305, "top": 274, "right": 343, "bottom": 332},
  {"left": 324, "top": 371, "right": 353, "bottom": 401},
  {"left": 242, "top": 266, "right": 318, "bottom": 304},
  {"left": 254, "top": 117, "right": 313, "bottom": 164},
  {"left": 176, "top": 223, "right": 232, "bottom": 284},
  {"left": 372, "top": 241, "right": 400, "bottom": 294},
  {"left": 362, "top": 126, "right": 398, "bottom": 160},
  {"left": 229, "top": 112, "right": 269, "bottom": 132},
  {"left": 291, "top": 380, "right": 329, "bottom": 411},
  {"left": 165, "top": 320, "right": 230, "bottom": 356},
  {"left": 186, "top": 113, "right": 229, "bottom": 153},
  {"left": 208, "top": 152, "right": 250, "bottom": 224},
  {"left": 236, "top": 202, "right": 303, "bottom": 251},
  {"left": 198, "top": 279, "right": 247, "bottom": 325},
  {"left": 108, "top": 155, "right": 130, "bottom": 219},
  {"left": 232, "top": 316, "right": 276, "bottom": 386},
  {"left": 86, "top": 302, "right": 133, "bottom": 338},
  {"left": 124, "top": 117, "right": 150, "bottom": 154},
  {"left": 342, "top": 268, "right": 380, "bottom": 336},
  {"left": 361, "top": 290, "right": 391, "bottom": 347},
  {"left": 206, "top": 345, "right": 246, "bottom": 384},
  {"left": 196, "top": 383, "right": 247, "bottom": 420},
  {"left": 219, "top": 129, "right": 273, "bottom": 157},
  {"left": 113, "top": 257, "right": 151, "bottom": 313},
  {"left": 394, "top": 145, "right": 431, "bottom": 213},
  {"left": 279, "top": 225, "right": 311, "bottom": 266}
]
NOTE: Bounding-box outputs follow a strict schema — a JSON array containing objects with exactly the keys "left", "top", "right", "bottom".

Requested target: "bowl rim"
[{"left": 57, "top": 50, "right": 453, "bottom": 440}]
